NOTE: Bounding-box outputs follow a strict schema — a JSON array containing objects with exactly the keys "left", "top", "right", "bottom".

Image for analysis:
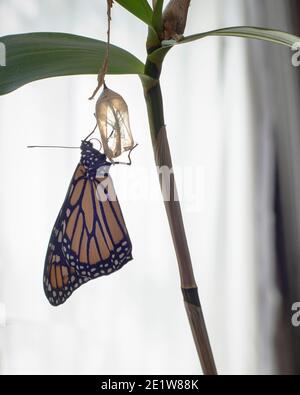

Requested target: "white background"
[{"left": 0, "top": 0, "right": 296, "bottom": 374}]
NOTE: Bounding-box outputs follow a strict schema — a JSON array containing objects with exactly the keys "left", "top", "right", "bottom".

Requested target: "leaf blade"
[
  {"left": 180, "top": 26, "right": 300, "bottom": 47},
  {"left": 152, "top": 0, "right": 164, "bottom": 34},
  {"left": 114, "top": 0, "right": 153, "bottom": 26},
  {"left": 149, "top": 26, "right": 300, "bottom": 67},
  {"left": 0, "top": 32, "right": 144, "bottom": 95}
]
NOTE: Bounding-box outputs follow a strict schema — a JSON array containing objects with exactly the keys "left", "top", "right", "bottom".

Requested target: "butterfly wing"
[
  {"left": 43, "top": 159, "right": 132, "bottom": 306},
  {"left": 43, "top": 231, "right": 87, "bottom": 306},
  {"left": 43, "top": 165, "right": 90, "bottom": 305},
  {"left": 61, "top": 163, "right": 132, "bottom": 277}
]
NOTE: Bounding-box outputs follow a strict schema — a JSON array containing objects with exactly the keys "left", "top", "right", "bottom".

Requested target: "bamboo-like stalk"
[
  {"left": 146, "top": 0, "right": 216, "bottom": 375},
  {"left": 141, "top": 76, "right": 217, "bottom": 375}
]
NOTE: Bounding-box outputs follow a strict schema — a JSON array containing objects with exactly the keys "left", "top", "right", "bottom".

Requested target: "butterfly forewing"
[{"left": 43, "top": 141, "right": 133, "bottom": 306}]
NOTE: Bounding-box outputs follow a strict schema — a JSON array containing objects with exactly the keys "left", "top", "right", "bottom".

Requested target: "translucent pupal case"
[{"left": 95, "top": 87, "right": 135, "bottom": 160}]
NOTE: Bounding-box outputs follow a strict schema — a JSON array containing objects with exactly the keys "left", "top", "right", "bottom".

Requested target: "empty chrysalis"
[{"left": 95, "top": 85, "right": 135, "bottom": 161}]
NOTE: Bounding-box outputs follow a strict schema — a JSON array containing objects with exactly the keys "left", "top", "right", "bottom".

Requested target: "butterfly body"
[{"left": 43, "top": 140, "right": 133, "bottom": 306}]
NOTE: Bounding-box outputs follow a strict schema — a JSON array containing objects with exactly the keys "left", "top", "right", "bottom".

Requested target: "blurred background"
[{"left": 0, "top": 0, "right": 299, "bottom": 375}]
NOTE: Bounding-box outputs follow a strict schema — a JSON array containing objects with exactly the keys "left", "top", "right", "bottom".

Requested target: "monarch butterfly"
[{"left": 43, "top": 139, "right": 133, "bottom": 306}]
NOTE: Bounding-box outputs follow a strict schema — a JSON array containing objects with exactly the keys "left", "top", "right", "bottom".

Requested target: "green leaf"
[
  {"left": 0, "top": 32, "right": 144, "bottom": 95},
  {"left": 179, "top": 26, "right": 300, "bottom": 47},
  {"left": 114, "top": 0, "right": 153, "bottom": 26},
  {"left": 148, "top": 26, "right": 300, "bottom": 67},
  {"left": 152, "top": 0, "right": 164, "bottom": 35}
]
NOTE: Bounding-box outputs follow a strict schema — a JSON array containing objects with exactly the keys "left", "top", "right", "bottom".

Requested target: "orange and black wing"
[{"left": 43, "top": 142, "right": 132, "bottom": 306}]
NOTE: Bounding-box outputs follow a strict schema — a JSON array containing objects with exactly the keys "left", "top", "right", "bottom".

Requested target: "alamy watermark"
[
  {"left": 292, "top": 42, "right": 300, "bottom": 67},
  {"left": 95, "top": 164, "right": 206, "bottom": 213},
  {"left": 0, "top": 42, "right": 6, "bottom": 67}
]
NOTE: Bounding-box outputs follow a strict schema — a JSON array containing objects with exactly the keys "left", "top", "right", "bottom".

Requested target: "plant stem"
[{"left": 141, "top": 72, "right": 217, "bottom": 375}]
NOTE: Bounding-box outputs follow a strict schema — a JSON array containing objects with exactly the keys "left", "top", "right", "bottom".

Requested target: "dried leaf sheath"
[{"left": 163, "top": 0, "right": 191, "bottom": 40}]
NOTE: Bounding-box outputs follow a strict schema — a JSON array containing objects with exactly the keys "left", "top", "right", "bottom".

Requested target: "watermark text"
[
  {"left": 291, "top": 302, "right": 300, "bottom": 327},
  {"left": 0, "top": 42, "right": 6, "bottom": 67},
  {"left": 292, "top": 42, "right": 300, "bottom": 67}
]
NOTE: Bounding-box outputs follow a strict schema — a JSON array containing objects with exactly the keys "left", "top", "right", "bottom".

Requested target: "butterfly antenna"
[
  {"left": 83, "top": 122, "right": 98, "bottom": 141},
  {"left": 27, "top": 145, "right": 80, "bottom": 149}
]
